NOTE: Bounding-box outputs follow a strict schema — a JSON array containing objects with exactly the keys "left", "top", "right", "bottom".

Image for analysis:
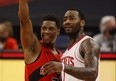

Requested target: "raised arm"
[{"left": 18, "top": 0, "right": 41, "bottom": 63}]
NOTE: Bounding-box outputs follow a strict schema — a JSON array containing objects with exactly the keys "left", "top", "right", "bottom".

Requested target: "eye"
[
  {"left": 41, "top": 27, "right": 47, "bottom": 31},
  {"left": 70, "top": 17, "right": 76, "bottom": 20},
  {"left": 49, "top": 27, "right": 55, "bottom": 31}
]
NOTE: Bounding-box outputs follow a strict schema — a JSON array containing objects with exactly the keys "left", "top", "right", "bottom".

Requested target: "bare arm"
[
  {"left": 18, "top": 0, "right": 41, "bottom": 63},
  {"left": 63, "top": 39, "right": 100, "bottom": 81},
  {"left": 43, "top": 38, "right": 100, "bottom": 81}
]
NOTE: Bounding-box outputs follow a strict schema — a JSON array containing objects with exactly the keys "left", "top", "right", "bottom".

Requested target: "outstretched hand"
[{"left": 42, "top": 61, "right": 62, "bottom": 75}]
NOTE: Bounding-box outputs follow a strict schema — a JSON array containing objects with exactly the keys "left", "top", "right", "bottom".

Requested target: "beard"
[{"left": 65, "top": 23, "right": 81, "bottom": 36}]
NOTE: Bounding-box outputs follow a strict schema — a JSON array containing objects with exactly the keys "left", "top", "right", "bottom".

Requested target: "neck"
[
  {"left": 69, "top": 30, "right": 85, "bottom": 46},
  {"left": 45, "top": 43, "right": 55, "bottom": 50},
  {"left": 45, "top": 43, "right": 58, "bottom": 55}
]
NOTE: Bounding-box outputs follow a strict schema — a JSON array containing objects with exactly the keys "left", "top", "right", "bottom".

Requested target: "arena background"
[
  {"left": 0, "top": 0, "right": 116, "bottom": 81},
  {"left": 0, "top": 52, "right": 116, "bottom": 81},
  {"left": 0, "top": 0, "right": 116, "bottom": 43}
]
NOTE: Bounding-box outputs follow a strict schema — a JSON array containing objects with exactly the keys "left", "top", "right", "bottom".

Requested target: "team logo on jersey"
[
  {"left": 40, "top": 66, "right": 46, "bottom": 75},
  {"left": 61, "top": 56, "right": 74, "bottom": 66}
]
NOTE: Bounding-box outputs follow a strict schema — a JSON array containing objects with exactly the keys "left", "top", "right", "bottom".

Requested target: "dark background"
[
  {"left": 0, "top": 0, "right": 115, "bottom": 49},
  {"left": 0, "top": 0, "right": 115, "bottom": 26}
]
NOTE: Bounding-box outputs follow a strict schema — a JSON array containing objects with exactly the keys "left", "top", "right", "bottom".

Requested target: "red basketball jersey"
[{"left": 25, "top": 43, "right": 62, "bottom": 81}]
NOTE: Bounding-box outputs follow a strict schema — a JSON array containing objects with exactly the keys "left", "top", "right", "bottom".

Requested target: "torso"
[
  {"left": 61, "top": 36, "right": 99, "bottom": 81},
  {"left": 25, "top": 43, "right": 62, "bottom": 81}
]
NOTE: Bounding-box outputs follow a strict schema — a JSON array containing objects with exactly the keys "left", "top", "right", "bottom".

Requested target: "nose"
[
  {"left": 44, "top": 29, "right": 50, "bottom": 33},
  {"left": 64, "top": 19, "right": 71, "bottom": 25}
]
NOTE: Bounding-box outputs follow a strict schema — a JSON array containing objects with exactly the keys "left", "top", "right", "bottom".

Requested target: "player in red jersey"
[{"left": 18, "top": 0, "right": 62, "bottom": 81}]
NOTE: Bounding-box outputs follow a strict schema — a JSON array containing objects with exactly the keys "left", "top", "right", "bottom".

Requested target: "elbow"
[
  {"left": 84, "top": 68, "right": 98, "bottom": 80},
  {"left": 90, "top": 69, "right": 98, "bottom": 80},
  {"left": 18, "top": 11, "right": 24, "bottom": 22},
  {"left": 18, "top": 10, "right": 23, "bottom": 19},
  {"left": 18, "top": 11, "right": 25, "bottom": 20}
]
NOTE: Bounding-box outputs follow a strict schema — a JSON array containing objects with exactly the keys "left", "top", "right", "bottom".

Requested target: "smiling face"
[
  {"left": 41, "top": 21, "right": 60, "bottom": 45},
  {"left": 63, "top": 10, "right": 85, "bottom": 35}
]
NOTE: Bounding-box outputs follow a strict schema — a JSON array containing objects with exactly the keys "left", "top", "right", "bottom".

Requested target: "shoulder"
[
  {"left": 80, "top": 37, "right": 100, "bottom": 58},
  {"left": 82, "top": 37, "right": 100, "bottom": 49}
]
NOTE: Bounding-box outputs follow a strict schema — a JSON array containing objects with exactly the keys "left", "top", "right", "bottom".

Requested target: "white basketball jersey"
[{"left": 61, "top": 36, "right": 100, "bottom": 81}]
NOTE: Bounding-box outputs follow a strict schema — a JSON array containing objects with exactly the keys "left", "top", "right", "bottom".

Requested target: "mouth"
[
  {"left": 43, "top": 35, "right": 50, "bottom": 40},
  {"left": 42, "top": 36, "right": 51, "bottom": 43},
  {"left": 64, "top": 24, "right": 72, "bottom": 28},
  {"left": 64, "top": 26, "right": 72, "bottom": 31}
]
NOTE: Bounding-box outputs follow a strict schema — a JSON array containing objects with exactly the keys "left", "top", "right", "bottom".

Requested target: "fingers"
[
  {"left": 47, "top": 68, "right": 56, "bottom": 75},
  {"left": 43, "top": 61, "right": 56, "bottom": 74},
  {"left": 43, "top": 61, "right": 53, "bottom": 69},
  {"left": 42, "top": 61, "right": 62, "bottom": 75}
]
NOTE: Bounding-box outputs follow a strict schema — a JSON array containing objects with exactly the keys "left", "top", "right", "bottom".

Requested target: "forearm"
[
  {"left": 64, "top": 64, "right": 97, "bottom": 80},
  {"left": 18, "top": 0, "right": 30, "bottom": 24}
]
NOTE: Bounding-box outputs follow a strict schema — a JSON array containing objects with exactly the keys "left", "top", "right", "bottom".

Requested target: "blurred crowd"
[
  {"left": 0, "top": 21, "right": 18, "bottom": 51},
  {"left": 0, "top": 15, "right": 116, "bottom": 53},
  {"left": 93, "top": 16, "right": 116, "bottom": 52}
]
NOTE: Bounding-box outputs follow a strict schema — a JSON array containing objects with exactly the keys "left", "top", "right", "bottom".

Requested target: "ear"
[
  {"left": 80, "top": 20, "right": 85, "bottom": 27},
  {"left": 57, "top": 29, "right": 60, "bottom": 35}
]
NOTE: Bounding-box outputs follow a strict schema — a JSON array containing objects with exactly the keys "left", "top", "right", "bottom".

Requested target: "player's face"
[
  {"left": 41, "top": 21, "right": 59, "bottom": 44},
  {"left": 63, "top": 10, "right": 81, "bottom": 35}
]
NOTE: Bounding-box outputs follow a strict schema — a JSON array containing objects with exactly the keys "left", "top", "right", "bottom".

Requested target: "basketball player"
[
  {"left": 18, "top": 0, "right": 62, "bottom": 81},
  {"left": 43, "top": 9, "right": 100, "bottom": 81}
]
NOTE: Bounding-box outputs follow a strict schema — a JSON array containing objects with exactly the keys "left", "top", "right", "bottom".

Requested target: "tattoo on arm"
[
  {"left": 64, "top": 64, "right": 97, "bottom": 80},
  {"left": 63, "top": 39, "right": 100, "bottom": 81}
]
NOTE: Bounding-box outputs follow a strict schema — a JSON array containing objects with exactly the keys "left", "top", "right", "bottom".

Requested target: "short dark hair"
[
  {"left": 41, "top": 15, "right": 60, "bottom": 29},
  {"left": 67, "top": 9, "right": 85, "bottom": 20}
]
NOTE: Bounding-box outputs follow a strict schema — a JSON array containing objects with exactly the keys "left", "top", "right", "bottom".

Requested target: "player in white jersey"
[{"left": 43, "top": 9, "right": 100, "bottom": 81}]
